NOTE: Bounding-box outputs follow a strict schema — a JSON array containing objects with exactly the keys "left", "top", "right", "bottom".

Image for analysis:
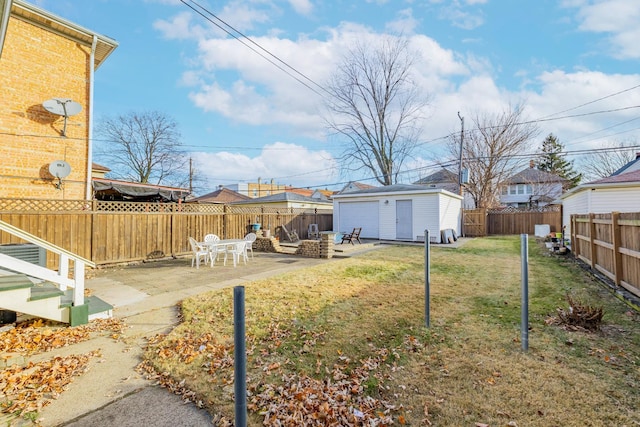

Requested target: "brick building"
[{"left": 0, "top": 0, "right": 117, "bottom": 199}]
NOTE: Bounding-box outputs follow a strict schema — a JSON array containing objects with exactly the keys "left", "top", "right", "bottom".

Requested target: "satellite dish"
[
  {"left": 42, "top": 98, "right": 82, "bottom": 136},
  {"left": 49, "top": 160, "right": 72, "bottom": 179}
]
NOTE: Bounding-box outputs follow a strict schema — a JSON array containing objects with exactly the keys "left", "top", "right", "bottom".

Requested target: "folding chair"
[
  {"left": 340, "top": 227, "right": 362, "bottom": 245},
  {"left": 281, "top": 224, "right": 299, "bottom": 242}
]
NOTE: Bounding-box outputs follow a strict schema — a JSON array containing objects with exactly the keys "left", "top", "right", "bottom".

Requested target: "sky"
[{"left": 35, "top": 0, "right": 640, "bottom": 194}]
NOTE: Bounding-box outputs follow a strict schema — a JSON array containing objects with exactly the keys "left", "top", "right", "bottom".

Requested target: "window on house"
[
  {"left": 509, "top": 186, "right": 516, "bottom": 195},
  {"left": 517, "top": 184, "right": 525, "bottom": 195},
  {"left": 501, "top": 187, "right": 508, "bottom": 195},
  {"left": 253, "top": 189, "right": 257, "bottom": 197},
  {"left": 526, "top": 185, "right": 533, "bottom": 194}
]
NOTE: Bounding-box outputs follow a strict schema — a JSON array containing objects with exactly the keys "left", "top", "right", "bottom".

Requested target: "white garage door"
[{"left": 338, "top": 201, "right": 379, "bottom": 238}]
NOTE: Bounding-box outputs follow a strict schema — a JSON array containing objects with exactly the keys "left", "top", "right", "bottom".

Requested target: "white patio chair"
[
  {"left": 188, "top": 237, "right": 210, "bottom": 269},
  {"left": 204, "top": 234, "right": 225, "bottom": 262},
  {"left": 244, "top": 233, "right": 257, "bottom": 259},
  {"left": 223, "top": 241, "right": 247, "bottom": 267}
]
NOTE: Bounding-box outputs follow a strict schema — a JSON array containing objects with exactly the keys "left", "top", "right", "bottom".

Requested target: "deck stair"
[{"left": 0, "top": 220, "right": 112, "bottom": 326}]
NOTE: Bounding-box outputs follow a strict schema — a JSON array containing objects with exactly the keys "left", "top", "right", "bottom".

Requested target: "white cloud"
[
  {"left": 567, "top": 0, "right": 640, "bottom": 59},
  {"left": 386, "top": 8, "right": 420, "bottom": 35},
  {"left": 192, "top": 142, "right": 338, "bottom": 187},
  {"left": 436, "top": 1, "right": 485, "bottom": 30},
  {"left": 288, "top": 0, "right": 313, "bottom": 16}
]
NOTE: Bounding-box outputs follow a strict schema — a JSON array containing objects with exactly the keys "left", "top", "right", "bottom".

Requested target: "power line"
[
  {"left": 179, "top": 0, "right": 329, "bottom": 99},
  {"left": 537, "top": 83, "right": 640, "bottom": 120}
]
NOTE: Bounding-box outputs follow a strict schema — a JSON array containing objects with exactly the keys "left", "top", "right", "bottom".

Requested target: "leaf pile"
[
  {"left": 138, "top": 320, "right": 420, "bottom": 426},
  {"left": 0, "top": 350, "right": 101, "bottom": 415},
  {"left": 553, "top": 294, "right": 604, "bottom": 331},
  {"left": 248, "top": 348, "right": 400, "bottom": 426},
  {"left": 0, "top": 318, "right": 127, "bottom": 355}
]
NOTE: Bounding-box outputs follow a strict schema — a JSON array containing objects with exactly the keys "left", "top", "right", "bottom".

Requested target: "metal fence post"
[
  {"left": 521, "top": 234, "right": 529, "bottom": 352},
  {"left": 234, "top": 286, "right": 247, "bottom": 426},
  {"left": 425, "top": 229, "right": 430, "bottom": 328}
]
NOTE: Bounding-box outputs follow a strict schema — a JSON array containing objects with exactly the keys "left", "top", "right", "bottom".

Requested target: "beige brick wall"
[{"left": 0, "top": 17, "right": 91, "bottom": 199}]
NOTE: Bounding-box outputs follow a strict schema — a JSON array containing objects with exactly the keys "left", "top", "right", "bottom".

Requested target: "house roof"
[
  {"left": 92, "top": 162, "right": 110, "bottom": 173},
  {"left": 193, "top": 187, "right": 251, "bottom": 204},
  {"left": 285, "top": 187, "right": 333, "bottom": 199},
  {"left": 92, "top": 178, "right": 190, "bottom": 202},
  {"left": 506, "top": 167, "right": 566, "bottom": 184},
  {"left": 611, "top": 152, "right": 640, "bottom": 176},
  {"left": 338, "top": 181, "right": 377, "bottom": 194},
  {"left": 559, "top": 169, "right": 640, "bottom": 200},
  {"left": 587, "top": 169, "right": 640, "bottom": 185},
  {"left": 413, "top": 168, "right": 457, "bottom": 184},
  {"left": 10, "top": 0, "right": 118, "bottom": 69}
]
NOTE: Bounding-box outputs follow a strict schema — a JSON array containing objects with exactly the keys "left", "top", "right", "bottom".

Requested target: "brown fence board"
[
  {"left": 570, "top": 211, "right": 640, "bottom": 298},
  {"left": 0, "top": 199, "right": 334, "bottom": 267}
]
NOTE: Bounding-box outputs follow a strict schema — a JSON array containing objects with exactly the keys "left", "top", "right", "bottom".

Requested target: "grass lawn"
[{"left": 139, "top": 236, "right": 640, "bottom": 426}]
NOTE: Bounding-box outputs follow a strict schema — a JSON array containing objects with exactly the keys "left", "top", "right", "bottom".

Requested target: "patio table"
[{"left": 199, "top": 239, "right": 245, "bottom": 266}]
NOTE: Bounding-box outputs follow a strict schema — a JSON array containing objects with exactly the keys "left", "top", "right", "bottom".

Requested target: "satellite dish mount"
[
  {"left": 49, "top": 160, "right": 72, "bottom": 190},
  {"left": 42, "top": 98, "right": 82, "bottom": 137}
]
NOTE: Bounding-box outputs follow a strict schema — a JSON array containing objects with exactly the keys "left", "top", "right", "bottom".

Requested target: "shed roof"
[{"left": 332, "top": 183, "right": 462, "bottom": 199}]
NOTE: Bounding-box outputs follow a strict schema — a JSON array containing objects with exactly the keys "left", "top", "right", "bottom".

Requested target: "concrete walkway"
[{"left": 30, "top": 246, "right": 380, "bottom": 426}]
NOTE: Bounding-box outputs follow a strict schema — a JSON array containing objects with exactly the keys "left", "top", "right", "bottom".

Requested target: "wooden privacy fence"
[
  {"left": 463, "top": 206, "right": 562, "bottom": 237},
  {"left": 0, "top": 199, "right": 333, "bottom": 267},
  {"left": 571, "top": 212, "right": 640, "bottom": 298}
]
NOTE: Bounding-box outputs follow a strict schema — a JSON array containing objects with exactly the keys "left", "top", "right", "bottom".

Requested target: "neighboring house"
[
  {"left": 284, "top": 187, "right": 334, "bottom": 199},
  {"left": 338, "top": 181, "right": 377, "bottom": 194},
  {"left": 192, "top": 186, "right": 251, "bottom": 204},
  {"left": 332, "top": 184, "right": 462, "bottom": 243},
  {"left": 611, "top": 152, "right": 640, "bottom": 176},
  {"left": 560, "top": 169, "right": 640, "bottom": 237},
  {"left": 226, "top": 179, "right": 288, "bottom": 198},
  {"left": 413, "top": 168, "right": 475, "bottom": 209},
  {"left": 500, "top": 164, "right": 566, "bottom": 208},
  {"left": 0, "top": 0, "right": 117, "bottom": 200},
  {"left": 232, "top": 192, "right": 333, "bottom": 210}
]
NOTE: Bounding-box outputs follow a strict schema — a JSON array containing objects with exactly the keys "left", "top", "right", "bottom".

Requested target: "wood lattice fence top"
[
  {"left": 487, "top": 205, "right": 561, "bottom": 214},
  {"left": 0, "top": 198, "right": 333, "bottom": 215}
]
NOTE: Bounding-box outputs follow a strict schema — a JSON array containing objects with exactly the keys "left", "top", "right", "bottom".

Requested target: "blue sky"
[{"left": 36, "top": 0, "right": 640, "bottom": 194}]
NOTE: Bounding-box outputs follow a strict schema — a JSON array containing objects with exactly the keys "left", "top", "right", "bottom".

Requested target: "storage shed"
[
  {"left": 332, "top": 184, "right": 462, "bottom": 243},
  {"left": 560, "top": 170, "right": 640, "bottom": 236}
]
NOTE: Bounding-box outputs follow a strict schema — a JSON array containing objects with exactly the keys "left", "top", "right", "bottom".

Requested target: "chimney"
[{"left": 529, "top": 160, "right": 534, "bottom": 168}]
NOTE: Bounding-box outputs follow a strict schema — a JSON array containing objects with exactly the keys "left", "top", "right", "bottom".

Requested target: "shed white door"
[
  {"left": 338, "top": 201, "right": 379, "bottom": 238},
  {"left": 396, "top": 200, "right": 413, "bottom": 240}
]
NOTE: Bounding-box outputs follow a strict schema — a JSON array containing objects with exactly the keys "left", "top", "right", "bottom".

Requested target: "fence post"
[
  {"left": 612, "top": 212, "right": 622, "bottom": 286},
  {"left": 521, "top": 234, "right": 529, "bottom": 352},
  {"left": 424, "top": 229, "right": 430, "bottom": 328},
  {"left": 234, "top": 286, "right": 247, "bottom": 427},
  {"left": 589, "top": 213, "right": 597, "bottom": 269}
]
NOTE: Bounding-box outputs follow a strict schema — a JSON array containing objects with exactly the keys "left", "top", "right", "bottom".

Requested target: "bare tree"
[
  {"left": 96, "top": 111, "right": 189, "bottom": 186},
  {"left": 449, "top": 105, "right": 539, "bottom": 208},
  {"left": 324, "top": 37, "right": 429, "bottom": 185},
  {"left": 578, "top": 140, "right": 638, "bottom": 181}
]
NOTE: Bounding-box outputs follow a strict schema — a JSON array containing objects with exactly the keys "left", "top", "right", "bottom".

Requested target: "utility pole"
[
  {"left": 457, "top": 112, "right": 464, "bottom": 196},
  {"left": 189, "top": 157, "right": 193, "bottom": 193}
]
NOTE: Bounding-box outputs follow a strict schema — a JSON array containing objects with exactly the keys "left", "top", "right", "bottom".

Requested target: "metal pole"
[
  {"left": 234, "top": 286, "right": 247, "bottom": 426},
  {"left": 521, "top": 234, "right": 529, "bottom": 352},
  {"left": 457, "top": 112, "right": 464, "bottom": 196},
  {"left": 425, "top": 229, "right": 430, "bottom": 328}
]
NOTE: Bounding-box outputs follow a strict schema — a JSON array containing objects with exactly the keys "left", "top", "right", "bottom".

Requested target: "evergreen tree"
[{"left": 535, "top": 133, "right": 582, "bottom": 189}]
